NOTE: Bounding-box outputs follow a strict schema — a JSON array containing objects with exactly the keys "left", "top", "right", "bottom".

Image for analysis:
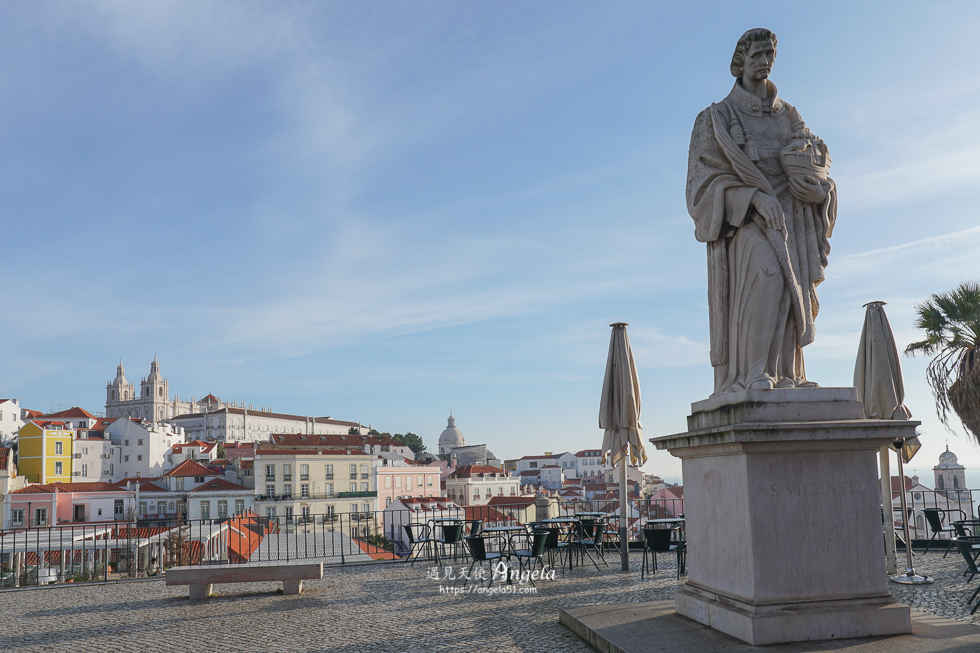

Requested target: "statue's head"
[{"left": 730, "top": 28, "right": 777, "bottom": 78}]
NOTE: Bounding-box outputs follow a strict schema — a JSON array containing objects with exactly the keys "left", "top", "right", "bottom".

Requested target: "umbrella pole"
[
  {"left": 890, "top": 451, "right": 933, "bottom": 585},
  {"left": 878, "top": 447, "right": 897, "bottom": 574},
  {"left": 620, "top": 458, "right": 629, "bottom": 571}
]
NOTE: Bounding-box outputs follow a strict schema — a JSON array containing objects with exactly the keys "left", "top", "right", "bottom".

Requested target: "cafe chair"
[
  {"left": 642, "top": 527, "right": 684, "bottom": 579},
  {"left": 463, "top": 535, "right": 504, "bottom": 588},
  {"left": 434, "top": 522, "right": 465, "bottom": 565},
  {"left": 952, "top": 538, "right": 980, "bottom": 614},
  {"left": 508, "top": 530, "right": 549, "bottom": 587},
  {"left": 577, "top": 521, "right": 608, "bottom": 567},
  {"left": 403, "top": 523, "right": 434, "bottom": 566},
  {"left": 922, "top": 508, "right": 962, "bottom": 557}
]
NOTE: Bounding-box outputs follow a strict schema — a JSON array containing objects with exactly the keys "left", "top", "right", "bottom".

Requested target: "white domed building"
[
  {"left": 436, "top": 414, "right": 500, "bottom": 468},
  {"left": 438, "top": 415, "right": 466, "bottom": 456}
]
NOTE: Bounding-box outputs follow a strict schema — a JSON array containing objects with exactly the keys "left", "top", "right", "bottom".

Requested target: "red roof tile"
[
  {"left": 12, "top": 482, "right": 123, "bottom": 494},
  {"left": 164, "top": 460, "right": 218, "bottom": 477},
  {"left": 43, "top": 407, "right": 96, "bottom": 419}
]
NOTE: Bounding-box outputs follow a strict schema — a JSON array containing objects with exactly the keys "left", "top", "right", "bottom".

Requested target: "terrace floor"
[{"left": 0, "top": 549, "right": 977, "bottom": 652}]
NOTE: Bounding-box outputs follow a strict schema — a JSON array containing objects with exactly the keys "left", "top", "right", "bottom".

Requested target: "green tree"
[
  {"left": 392, "top": 432, "right": 426, "bottom": 455},
  {"left": 215, "top": 443, "right": 226, "bottom": 459},
  {"left": 906, "top": 282, "right": 980, "bottom": 442}
]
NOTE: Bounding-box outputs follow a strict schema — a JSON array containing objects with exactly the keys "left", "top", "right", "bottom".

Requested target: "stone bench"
[{"left": 166, "top": 562, "right": 323, "bottom": 599}]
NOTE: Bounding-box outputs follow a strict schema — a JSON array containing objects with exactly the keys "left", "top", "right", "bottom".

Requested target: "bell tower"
[
  {"left": 106, "top": 360, "right": 135, "bottom": 418},
  {"left": 140, "top": 357, "right": 170, "bottom": 422}
]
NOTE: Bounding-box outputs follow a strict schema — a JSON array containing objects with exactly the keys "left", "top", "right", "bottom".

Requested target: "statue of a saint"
[{"left": 687, "top": 28, "right": 837, "bottom": 396}]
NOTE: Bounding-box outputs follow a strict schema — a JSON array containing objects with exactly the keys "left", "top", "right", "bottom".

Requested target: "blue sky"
[{"left": 2, "top": 2, "right": 980, "bottom": 484}]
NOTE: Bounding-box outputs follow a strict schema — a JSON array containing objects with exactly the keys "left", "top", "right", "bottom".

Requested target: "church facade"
[{"left": 105, "top": 358, "right": 230, "bottom": 421}]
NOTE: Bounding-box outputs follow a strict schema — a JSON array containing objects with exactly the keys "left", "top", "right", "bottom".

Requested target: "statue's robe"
[{"left": 687, "top": 81, "right": 837, "bottom": 395}]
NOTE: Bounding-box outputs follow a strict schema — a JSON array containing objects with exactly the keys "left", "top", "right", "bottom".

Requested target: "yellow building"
[{"left": 17, "top": 420, "right": 74, "bottom": 484}]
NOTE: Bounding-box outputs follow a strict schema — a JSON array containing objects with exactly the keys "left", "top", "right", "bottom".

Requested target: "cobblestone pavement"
[{"left": 0, "top": 550, "right": 976, "bottom": 653}]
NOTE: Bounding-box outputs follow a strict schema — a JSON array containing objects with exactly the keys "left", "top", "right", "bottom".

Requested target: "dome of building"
[
  {"left": 438, "top": 414, "right": 466, "bottom": 454},
  {"left": 147, "top": 357, "right": 164, "bottom": 384},
  {"left": 936, "top": 446, "right": 962, "bottom": 468}
]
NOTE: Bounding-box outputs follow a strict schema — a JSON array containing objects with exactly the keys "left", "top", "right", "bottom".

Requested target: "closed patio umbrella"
[
  {"left": 599, "top": 322, "right": 647, "bottom": 571},
  {"left": 854, "top": 301, "right": 928, "bottom": 584}
]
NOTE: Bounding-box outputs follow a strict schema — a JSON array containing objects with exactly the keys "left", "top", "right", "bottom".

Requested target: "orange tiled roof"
[
  {"left": 43, "top": 407, "right": 96, "bottom": 419},
  {"left": 164, "top": 460, "right": 218, "bottom": 477},
  {"left": 449, "top": 465, "right": 504, "bottom": 478},
  {"left": 12, "top": 482, "right": 123, "bottom": 494}
]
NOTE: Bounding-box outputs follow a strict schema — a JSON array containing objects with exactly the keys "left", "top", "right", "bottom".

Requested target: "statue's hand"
[
  {"left": 751, "top": 193, "right": 785, "bottom": 230},
  {"left": 789, "top": 175, "right": 828, "bottom": 204}
]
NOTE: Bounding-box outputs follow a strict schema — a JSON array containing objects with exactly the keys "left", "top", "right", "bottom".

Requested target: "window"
[
  {"left": 395, "top": 476, "right": 402, "bottom": 488},
  {"left": 83, "top": 447, "right": 88, "bottom": 455},
  {"left": 137, "top": 455, "right": 142, "bottom": 462},
  {"left": 360, "top": 482, "right": 368, "bottom": 492},
  {"left": 362, "top": 503, "right": 370, "bottom": 514},
  {"left": 266, "top": 507, "right": 276, "bottom": 518},
  {"left": 175, "top": 478, "right": 185, "bottom": 491},
  {"left": 386, "top": 497, "right": 392, "bottom": 507},
  {"left": 10, "top": 509, "right": 23, "bottom": 526},
  {"left": 427, "top": 476, "right": 433, "bottom": 487},
  {"left": 418, "top": 475, "right": 423, "bottom": 486},
  {"left": 55, "top": 461, "right": 63, "bottom": 475},
  {"left": 325, "top": 464, "right": 333, "bottom": 480},
  {"left": 81, "top": 464, "right": 88, "bottom": 476},
  {"left": 385, "top": 476, "right": 391, "bottom": 489},
  {"left": 266, "top": 484, "right": 276, "bottom": 496},
  {"left": 35, "top": 508, "right": 48, "bottom": 526},
  {"left": 201, "top": 501, "right": 211, "bottom": 520},
  {"left": 326, "top": 505, "right": 335, "bottom": 519},
  {"left": 194, "top": 476, "right": 205, "bottom": 483},
  {"left": 55, "top": 441, "right": 63, "bottom": 455},
  {"left": 138, "top": 439, "right": 143, "bottom": 446},
  {"left": 284, "top": 484, "right": 292, "bottom": 498},
  {"left": 300, "top": 464, "right": 309, "bottom": 480},
  {"left": 218, "top": 501, "right": 228, "bottom": 518},
  {"left": 124, "top": 455, "right": 130, "bottom": 463},
  {"left": 125, "top": 440, "right": 130, "bottom": 446},
  {"left": 138, "top": 502, "right": 147, "bottom": 517},
  {"left": 349, "top": 464, "right": 357, "bottom": 479},
  {"left": 284, "top": 506, "right": 293, "bottom": 521},
  {"left": 284, "top": 464, "right": 292, "bottom": 481},
  {"left": 325, "top": 483, "right": 334, "bottom": 497},
  {"left": 301, "top": 484, "right": 310, "bottom": 499},
  {"left": 349, "top": 483, "right": 357, "bottom": 493},
  {"left": 266, "top": 464, "right": 276, "bottom": 481},
  {"left": 235, "top": 499, "right": 244, "bottom": 513},
  {"left": 361, "top": 464, "right": 368, "bottom": 479}
]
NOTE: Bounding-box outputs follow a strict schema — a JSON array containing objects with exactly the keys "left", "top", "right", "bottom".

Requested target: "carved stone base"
[
  {"left": 651, "top": 388, "right": 915, "bottom": 645},
  {"left": 675, "top": 583, "right": 912, "bottom": 646}
]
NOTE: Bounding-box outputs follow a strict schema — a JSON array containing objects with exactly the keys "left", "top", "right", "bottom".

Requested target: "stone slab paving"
[{"left": 0, "top": 549, "right": 975, "bottom": 653}]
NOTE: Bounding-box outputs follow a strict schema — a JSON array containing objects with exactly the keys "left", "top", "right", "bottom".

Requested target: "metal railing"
[
  {"left": 0, "top": 497, "right": 688, "bottom": 590},
  {"left": 887, "top": 487, "right": 979, "bottom": 542}
]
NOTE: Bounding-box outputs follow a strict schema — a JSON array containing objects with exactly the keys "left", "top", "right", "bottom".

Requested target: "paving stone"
[{"left": 0, "top": 550, "right": 975, "bottom": 652}]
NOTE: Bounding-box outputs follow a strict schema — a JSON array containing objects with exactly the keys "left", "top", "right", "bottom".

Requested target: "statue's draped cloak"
[{"left": 687, "top": 81, "right": 837, "bottom": 381}]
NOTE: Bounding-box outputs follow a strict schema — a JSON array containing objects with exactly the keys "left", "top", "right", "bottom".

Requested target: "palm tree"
[{"left": 905, "top": 282, "right": 980, "bottom": 443}]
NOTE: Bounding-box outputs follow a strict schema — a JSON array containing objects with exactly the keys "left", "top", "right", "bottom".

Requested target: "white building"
[
  {"left": 141, "top": 460, "right": 253, "bottom": 520},
  {"left": 269, "top": 432, "right": 412, "bottom": 458},
  {"left": 445, "top": 465, "right": 520, "bottom": 506},
  {"left": 575, "top": 448, "right": 611, "bottom": 477},
  {"left": 383, "top": 497, "right": 463, "bottom": 554},
  {"left": 73, "top": 428, "right": 116, "bottom": 482},
  {"left": 515, "top": 452, "right": 578, "bottom": 478},
  {"left": 0, "top": 399, "right": 24, "bottom": 444},
  {"left": 168, "top": 408, "right": 363, "bottom": 443},
  {"left": 0, "top": 447, "right": 27, "bottom": 528},
  {"left": 106, "top": 418, "right": 185, "bottom": 481}
]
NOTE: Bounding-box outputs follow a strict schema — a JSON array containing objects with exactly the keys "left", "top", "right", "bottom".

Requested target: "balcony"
[
  {"left": 337, "top": 491, "right": 377, "bottom": 499},
  {"left": 360, "top": 473, "right": 368, "bottom": 480},
  {"left": 349, "top": 474, "right": 357, "bottom": 480},
  {"left": 325, "top": 474, "right": 334, "bottom": 480},
  {"left": 265, "top": 475, "right": 275, "bottom": 482}
]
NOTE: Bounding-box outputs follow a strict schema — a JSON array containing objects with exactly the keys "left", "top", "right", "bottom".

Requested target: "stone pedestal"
[{"left": 651, "top": 388, "right": 914, "bottom": 646}]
